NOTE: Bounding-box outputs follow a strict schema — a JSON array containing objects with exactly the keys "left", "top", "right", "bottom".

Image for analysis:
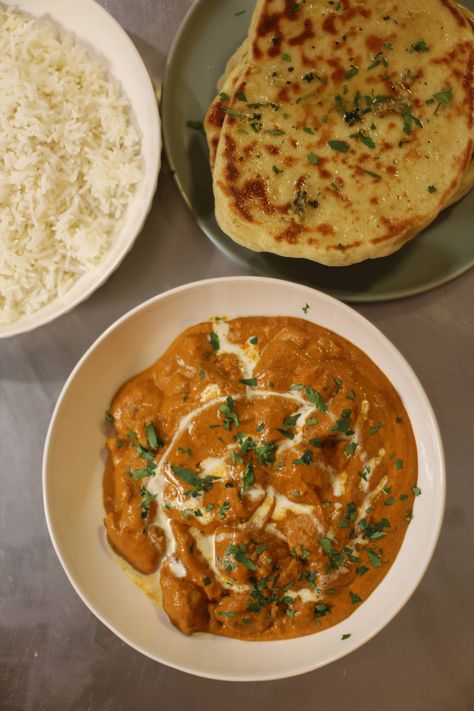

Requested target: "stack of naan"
[{"left": 204, "top": 0, "right": 474, "bottom": 266}]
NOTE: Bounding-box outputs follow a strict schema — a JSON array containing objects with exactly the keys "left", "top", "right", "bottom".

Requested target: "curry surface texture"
[{"left": 103, "top": 317, "right": 418, "bottom": 640}]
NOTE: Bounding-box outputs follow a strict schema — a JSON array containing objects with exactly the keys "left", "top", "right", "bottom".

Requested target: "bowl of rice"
[{"left": 0, "top": 0, "right": 161, "bottom": 337}]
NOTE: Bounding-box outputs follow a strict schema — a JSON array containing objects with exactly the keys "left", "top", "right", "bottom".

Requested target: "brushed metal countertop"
[{"left": 1, "top": 1, "right": 473, "bottom": 708}]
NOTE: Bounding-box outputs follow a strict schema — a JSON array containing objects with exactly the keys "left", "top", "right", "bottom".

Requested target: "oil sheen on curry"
[{"left": 103, "top": 317, "right": 418, "bottom": 640}]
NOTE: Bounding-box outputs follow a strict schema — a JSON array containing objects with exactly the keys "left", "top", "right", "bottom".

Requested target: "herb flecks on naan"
[{"left": 206, "top": 0, "right": 474, "bottom": 266}]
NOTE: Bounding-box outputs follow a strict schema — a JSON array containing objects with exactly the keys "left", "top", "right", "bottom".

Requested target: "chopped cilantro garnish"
[
  {"left": 218, "top": 611, "right": 237, "bottom": 618},
  {"left": 368, "top": 421, "right": 384, "bottom": 435},
  {"left": 367, "top": 548, "right": 382, "bottom": 567},
  {"left": 289, "top": 383, "right": 304, "bottom": 391},
  {"left": 333, "top": 376, "right": 342, "bottom": 394},
  {"left": 344, "top": 441, "right": 358, "bottom": 457},
  {"left": 242, "top": 462, "right": 255, "bottom": 493},
  {"left": 358, "top": 464, "right": 371, "bottom": 481},
  {"left": 320, "top": 538, "right": 345, "bottom": 571},
  {"left": 412, "top": 486, "right": 422, "bottom": 496},
  {"left": 430, "top": 87, "right": 452, "bottom": 107},
  {"left": 307, "top": 152, "right": 319, "bottom": 165},
  {"left": 296, "top": 93, "right": 313, "bottom": 104},
  {"left": 345, "top": 502, "right": 357, "bottom": 521},
  {"left": 358, "top": 517, "right": 390, "bottom": 541},
  {"left": 105, "top": 410, "right": 115, "bottom": 423},
  {"left": 356, "top": 565, "right": 369, "bottom": 576},
  {"left": 291, "top": 545, "right": 310, "bottom": 561},
  {"left": 255, "top": 440, "right": 277, "bottom": 464},
  {"left": 219, "top": 396, "right": 239, "bottom": 430},
  {"left": 292, "top": 449, "right": 313, "bottom": 466},
  {"left": 277, "top": 413, "right": 300, "bottom": 439},
  {"left": 139, "top": 486, "right": 156, "bottom": 519},
  {"left": 410, "top": 40, "right": 429, "bottom": 52},
  {"left": 226, "top": 543, "right": 256, "bottom": 570},
  {"left": 328, "top": 139, "right": 350, "bottom": 153},
  {"left": 203, "top": 577, "right": 211, "bottom": 586},
  {"left": 341, "top": 633, "right": 351, "bottom": 640},
  {"left": 331, "top": 409, "right": 354, "bottom": 435},
  {"left": 367, "top": 52, "right": 389, "bottom": 69},
  {"left": 219, "top": 91, "right": 230, "bottom": 101},
  {"left": 315, "top": 603, "right": 332, "bottom": 617},
  {"left": 272, "top": 164, "right": 282, "bottom": 174},
  {"left": 428, "top": 185, "right": 437, "bottom": 193},
  {"left": 403, "top": 111, "right": 423, "bottom": 135},
  {"left": 230, "top": 450, "right": 242, "bottom": 465},
  {"left": 305, "top": 385, "right": 328, "bottom": 412},
  {"left": 128, "top": 467, "right": 153, "bottom": 480},
  {"left": 240, "top": 377, "right": 257, "bottom": 386},
  {"left": 281, "top": 52, "right": 292, "bottom": 61},
  {"left": 218, "top": 500, "right": 231, "bottom": 519},
  {"left": 349, "top": 591, "right": 362, "bottom": 604},
  {"left": 235, "top": 91, "right": 247, "bottom": 101},
  {"left": 344, "top": 65, "right": 359, "bottom": 79},
  {"left": 362, "top": 168, "right": 382, "bottom": 180},
  {"left": 171, "top": 465, "right": 218, "bottom": 497},
  {"left": 249, "top": 336, "right": 258, "bottom": 344},
  {"left": 351, "top": 131, "right": 375, "bottom": 149},
  {"left": 209, "top": 331, "right": 220, "bottom": 350},
  {"left": 309, "top": 436, "right": 322, "bottom": 448},
  {"left": 146, "top": 422, "right": 162, "bottom": 450},
  {"left": 302, "top": 303, "right": 310, "bottom": 313},
  {"left": 395, "top": 459, "right": 404, "bottom": 469}
]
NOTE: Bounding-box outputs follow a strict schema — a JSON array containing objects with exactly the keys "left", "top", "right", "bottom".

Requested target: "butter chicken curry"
[{"left": 103, "top": 317, "right": 418, "bottom": 640}]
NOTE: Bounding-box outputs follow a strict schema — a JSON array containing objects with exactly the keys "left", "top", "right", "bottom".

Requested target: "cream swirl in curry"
[{"left": 103, "top": 317, "right": 418, "bottom": 640}]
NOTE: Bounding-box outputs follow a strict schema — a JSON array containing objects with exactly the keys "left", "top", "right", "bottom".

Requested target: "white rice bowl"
[{"left": 0, "top": 0, "right": 160, "bottom": 337}]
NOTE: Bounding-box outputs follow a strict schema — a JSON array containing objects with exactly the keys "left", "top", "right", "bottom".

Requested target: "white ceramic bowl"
[
  {"left": 0, "top": 0, "right": 160, "bottom": 339},
  {"left": 43, "top": 277, "right": 445, "bottom": 681}
]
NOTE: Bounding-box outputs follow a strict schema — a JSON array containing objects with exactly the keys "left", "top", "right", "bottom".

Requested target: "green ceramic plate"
[{"left": 161, "top": 0, "right": 474, "bottom": 302}]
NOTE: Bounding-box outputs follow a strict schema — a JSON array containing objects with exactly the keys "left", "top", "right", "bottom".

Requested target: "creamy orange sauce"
[{"left": 103, "top": 317, "right": 418, "bottom": 640}]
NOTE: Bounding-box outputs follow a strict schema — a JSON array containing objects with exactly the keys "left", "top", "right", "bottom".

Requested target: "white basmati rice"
[{"left": 0, "top": 3, "right": 143, "bottom": 325}]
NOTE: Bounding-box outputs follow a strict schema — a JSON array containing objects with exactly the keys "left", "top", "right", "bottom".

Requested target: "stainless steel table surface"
[{"left": 1, "top": 1, "right": 473, "bottom": 709}]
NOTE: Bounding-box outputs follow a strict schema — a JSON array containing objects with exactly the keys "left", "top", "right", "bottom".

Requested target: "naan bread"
[{"left": 207, "top": 0, "right": 474, "bottom": 266}]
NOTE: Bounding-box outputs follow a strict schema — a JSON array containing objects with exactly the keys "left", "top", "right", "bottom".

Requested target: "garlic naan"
[{"left": 206, "top": 0, "right": 474, "bottom": 266}]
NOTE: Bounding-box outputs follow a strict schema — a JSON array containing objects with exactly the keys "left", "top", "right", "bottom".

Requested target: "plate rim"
[{"left": 161, "top": 0, "right": 474, "bottom": 304}]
